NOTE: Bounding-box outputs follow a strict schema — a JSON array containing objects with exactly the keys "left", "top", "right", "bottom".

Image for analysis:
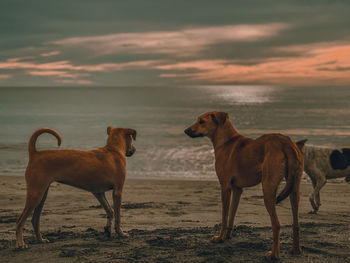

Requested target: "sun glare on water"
[{"left": 194, "top": 85, "right": 277, "bottom": 105}]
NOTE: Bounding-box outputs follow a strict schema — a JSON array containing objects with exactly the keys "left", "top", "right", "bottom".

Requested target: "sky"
[{"left": 1, "top": 0, "right": 350, "bottom": 87}]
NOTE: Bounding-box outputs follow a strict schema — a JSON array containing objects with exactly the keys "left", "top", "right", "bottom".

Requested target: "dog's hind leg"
[
  {"left": 93, "top": 192, "right": 113, "bottom": 237},
  {"left": 261, "top": 154, "right": 286, "bottom": 260},
  {"left": 308, "top": 175, "right": 318, "bottom": 213},
  {"left": 31, "top": 187, "right": 50, "bottom": 243},
  {"left": 262, "top": 184, "right": 281, "bottom": 260},
  {"left": 16, "top": 181, "right": 50, "bottom": 248},
  {"left": 289, "top": 182, "right": 302, "bottom": 254},
  {"left": 309, "top": 174, "right": 326, "bottom": 213},
  {"left": 225, "top": 186, "right": 242, "bottom": 239},
  {"left": 314, "top": 178, "right": 326, "bottom": 208}
]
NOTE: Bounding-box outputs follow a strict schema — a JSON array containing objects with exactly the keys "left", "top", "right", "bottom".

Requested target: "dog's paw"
[
  {"left": 308, "top": 210, "right": 317, "bottom": 214},
  {"left": 210, "top": 235, "right": 224, "bottom": 243},
  {"left": 345, "top": 176, "right": 350, "bottom": 183},
  {"left": 290, "top": 247, "right": 302, "bottom": 255},
  {"left": 309, "top": 197, "right": 319, "bottom": 212},
  {"left": 104, "top": 226, "right": 111, "bottom": 237},
  {"left": 116, "top": 231, "right": 129, "bottom": 238},
  {"left": 225, "top": 231, "right": 233, "bottom": 240},
  {"left": 265, "top": 251, "right": 278, "bottom": 260},
  {"left": 39, "top": 238, "right": 50, "bottom": 244},
  {"left": 15, "top": 242, "right": 28, "bottom": 249}
]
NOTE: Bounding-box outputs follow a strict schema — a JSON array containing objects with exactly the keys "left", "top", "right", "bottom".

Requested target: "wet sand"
[{"left": 0, "top": 176, "right": 349, "bottom": 262}]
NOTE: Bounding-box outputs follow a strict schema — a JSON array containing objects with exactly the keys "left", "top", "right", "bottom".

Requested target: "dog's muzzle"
[
  {"left": 184, "top": 128, "right": 203, "bottom": 138},
  {"left": 126, "top": 147, "right": 136, "bottom": 157}
]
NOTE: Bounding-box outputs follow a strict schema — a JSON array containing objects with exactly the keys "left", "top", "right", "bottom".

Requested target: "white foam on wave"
[{"left": 129, "top": 144, "right": 216, "bottom": 179}]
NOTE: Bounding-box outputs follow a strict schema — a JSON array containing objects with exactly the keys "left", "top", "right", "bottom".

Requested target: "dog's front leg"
[
  {"left": 226, "top": 187, "right": 242, "bottom": 239},
  {"left": 211, "top": 187, "right": 231, "bottom": 243},
  {"left": 112, "top": 188, "right": 128, "bottom": 238},
  {"left": 93, "top": 193, "right": 113, "bottom": 237}
]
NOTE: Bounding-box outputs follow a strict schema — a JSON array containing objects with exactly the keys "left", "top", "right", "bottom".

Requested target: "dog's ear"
[
  {"left": 107, "top": 126, "right": 113, "bottom": 135},
  {"left": 330, "top": 150, "right": 348, "bottom": 170},
  {"left": 218, "top": 112, "right": 228, "bottom": 124},
  {"left": 295, "top": 139, "right": 307, "bottom": 151},
  {"left": 126, "top": 129, "right": 137, "bottom": 140},
  {"left": 212, "top": 112, "right": 228, "bottom": 125},
  {"left": 342, "top": 148, "right": 350, "bottom": 164},
  {"left": 210, "top": 114, "right": 219, "bottom": 125}
]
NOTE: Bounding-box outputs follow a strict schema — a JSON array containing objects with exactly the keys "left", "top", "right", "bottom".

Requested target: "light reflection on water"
[{"left": 195, "top": 85, "right": 277, "bottom": 105}]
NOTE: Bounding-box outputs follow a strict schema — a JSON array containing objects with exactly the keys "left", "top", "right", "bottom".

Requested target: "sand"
[{"left": 0, "top": 176, "right": 349, "bottom": 262}]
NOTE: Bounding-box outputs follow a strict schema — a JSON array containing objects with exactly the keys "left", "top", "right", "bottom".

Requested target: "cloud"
[
  {"left": 55, "top": 79, "right": 94, "bottom": 85},
  {"left": 0, "top": 56, "right": 161, "bottom": 84},
  {"left": 51, "top": 23, "right": 288, "bottom": 57},
  {"left": 0, "top": 74, "right": 12, "bottom": 80},
  {"left": 40, "top": 51, "right": 60, "bottom": 57},
  {"left": 157, "top": 42, "right": 350, "bottom": 85},
  {"left": 2, "top": 37, "right": 350, "bottom": 86},
  {"left": 0, "top": 58, "right": 160, "bottom": 72},
  {"left": 27, "top": 70, "right": 89, "bottom": 79}
]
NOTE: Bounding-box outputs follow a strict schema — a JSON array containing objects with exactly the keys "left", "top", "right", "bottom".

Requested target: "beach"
[
  {"left": 0, "top": 176, "right": 349, "bottom": 262},
  {"left": 2, "top": 0, "right": 350, "bottom": 261}
]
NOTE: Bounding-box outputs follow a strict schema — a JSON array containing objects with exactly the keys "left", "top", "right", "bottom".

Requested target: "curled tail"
[
  {"left": 276, "top": 141, "right": 304, "bottom": 204},
  {"left": 28, "top": 128, "right": 62, "bottom": 156}
]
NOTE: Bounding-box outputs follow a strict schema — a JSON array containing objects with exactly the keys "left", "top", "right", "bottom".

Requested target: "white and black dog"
[{"left": 296, "top": 139, "right": 350, "bottom": 213}]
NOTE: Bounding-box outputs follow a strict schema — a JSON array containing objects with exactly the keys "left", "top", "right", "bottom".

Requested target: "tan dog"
[
  {"left": 16, "top": 126, "right": 136, "bottom": 248},
  {"left": 184, "top": 111, "right": 304, "bottom": 260},
  {"left": 295, "top": 140, "right": 350, "bottom": 213}
]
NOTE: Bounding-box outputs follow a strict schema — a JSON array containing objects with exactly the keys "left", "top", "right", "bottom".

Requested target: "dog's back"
[
  {"left": 302, "top": 145, "right": 350, "bottom": 179},
  {"left": 26, "top": 129, "right": 124, "bottom": 192}
]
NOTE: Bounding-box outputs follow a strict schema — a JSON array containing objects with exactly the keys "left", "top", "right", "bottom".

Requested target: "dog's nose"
[
  {"left": 184, "top": 128, "right": 193, "bottom": 136},
  {"left": 126, "top": 147, "right": 136, "bottom": 157}
]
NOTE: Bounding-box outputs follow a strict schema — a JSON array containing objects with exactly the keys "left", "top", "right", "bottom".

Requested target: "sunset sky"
[{"left": 1, "top": 0, "right": 350, "bottom": 87}]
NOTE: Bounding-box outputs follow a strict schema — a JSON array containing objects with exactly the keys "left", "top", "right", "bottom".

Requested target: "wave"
[
  {"left": 240, "top": 129, "right": 350, "bottom": 136},
  {"left": 0, "top": 143, "right": 27, "bottom": 151}
]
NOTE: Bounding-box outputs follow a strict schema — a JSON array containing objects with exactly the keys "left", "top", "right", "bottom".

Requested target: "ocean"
[{"left": 1, "top": 85, "right": 350, "bottom": 179}]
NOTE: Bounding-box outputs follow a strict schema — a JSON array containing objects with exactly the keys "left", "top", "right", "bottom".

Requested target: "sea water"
[{"left": 1, "top": 85, "right": 350, "bottom": 179}]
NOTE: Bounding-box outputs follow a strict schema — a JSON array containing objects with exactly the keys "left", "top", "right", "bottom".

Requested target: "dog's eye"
[{"left": 199, "top": 119, "right": 205, "bottom": 124}]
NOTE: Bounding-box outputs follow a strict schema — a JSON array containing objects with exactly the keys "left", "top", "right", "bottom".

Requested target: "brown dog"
[
  {"left": 184, "top": 111, "right": 304, "bottom": 260},
  {"left": 16, "top": 126, "right": 136, "bottom": 248}
]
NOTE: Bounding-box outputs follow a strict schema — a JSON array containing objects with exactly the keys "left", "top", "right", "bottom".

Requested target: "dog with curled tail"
[
  {"left": 16, "top": 126, "right": 136, "bottom": 249},
  {"left": 185, "top": 111, "right": 304, "bottom": 260}
]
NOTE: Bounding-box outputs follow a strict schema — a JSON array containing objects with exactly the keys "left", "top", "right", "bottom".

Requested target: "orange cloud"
[
  {"left": 2, "top": 40, "right": 350, "bottom": 86},
  {"left": 52, "top": 24, "right": 288, "bottom": 57},
  {"left": 27, "top": 70, "right": 89, "bottom": 79},
  {"left": 40, "top": 51, "right": 60, "bottom": 57},
  {"left": 55, "top": 79, "right": 94, "bottom": 85},
  {"left": 0, "top": 58, "right": 160, "bottom": 72},
  {"left": 158, "top": 42, "right": 350, "bottom": 85},
  {"left": 0, "top": 58, "right": 161, "bottom": 84},
  {"left": 0, "top": 74, "right": 12, "bottom": 80}
]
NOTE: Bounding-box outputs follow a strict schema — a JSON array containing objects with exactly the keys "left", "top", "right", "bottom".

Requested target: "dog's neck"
[
  {"left": 104, "top": 139, "right": 126, "bottom": 158},
  {"left": 210, "top": 120, "right": 240, "bottom": 151}
]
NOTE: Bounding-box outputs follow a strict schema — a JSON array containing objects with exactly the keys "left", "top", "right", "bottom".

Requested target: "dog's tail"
[
  {"left": 276, "top": 139, "right": 304, "bottom": 204},
  {"left": 28, "top": 128, "right": 62, "bottom": 156},
  {"left": 295, "top": 139, "right": 307, "bottom": 152}
]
